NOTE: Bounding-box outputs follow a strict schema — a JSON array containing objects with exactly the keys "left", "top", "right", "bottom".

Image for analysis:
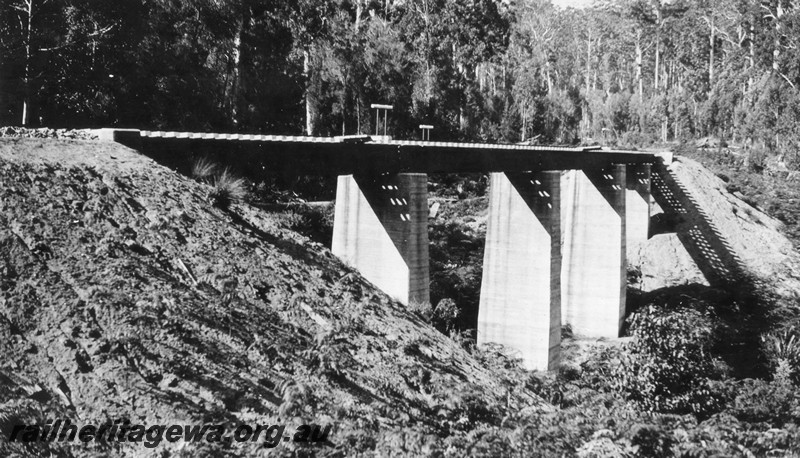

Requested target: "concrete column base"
[
  {"left": 561, "top": 166, "right": 626, "bottom": 337},
  {"left": 94, "top": 128, "right": 142, "bottom": 148},
  {"left": 478, "top": 172, "right": 561, "bottom": 371},
  {"left": 332, "top": 173, "right": 430, "bottom": 305}
]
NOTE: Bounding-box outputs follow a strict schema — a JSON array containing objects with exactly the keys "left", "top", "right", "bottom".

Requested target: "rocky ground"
[
  {"left": 0, "top": 127, "right": 99, "bottom": 140},
  {"left": 629, "top": 156, "right": 800, "bottom": 301},
  {"left": 0, "top": 138, "right": 545, "bottom": 457}
]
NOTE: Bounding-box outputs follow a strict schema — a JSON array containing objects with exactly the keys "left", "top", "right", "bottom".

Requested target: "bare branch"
[
  {"left": 37, "top": 24, "right": 115, "bottom": 52},
  {"left": 778, "top": 71, "right": 796, "bottom": 89},
  {"left": 761, "top": 3, "right": 777, "bottom": 20}
]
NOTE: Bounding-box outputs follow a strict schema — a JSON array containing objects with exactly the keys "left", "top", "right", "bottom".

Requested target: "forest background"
[{"left": 2, "top": 0, "right": 800, "bottom": 163}]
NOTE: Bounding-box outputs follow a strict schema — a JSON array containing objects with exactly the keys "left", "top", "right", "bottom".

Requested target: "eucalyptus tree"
[
  {"left": 3, "top": 0, "right": 116, "bottom": 125},
  {"left": 508, "top": 0, "right": 557, "bottom": 140}
]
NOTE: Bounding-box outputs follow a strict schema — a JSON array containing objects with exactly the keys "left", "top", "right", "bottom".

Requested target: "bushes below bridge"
[{"left": 517, "top": 291, "right": 800, "bottom": 456}]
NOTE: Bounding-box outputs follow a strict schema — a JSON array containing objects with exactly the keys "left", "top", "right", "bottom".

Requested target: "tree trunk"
[
  {"left": 228, "top": 12, "right": 245, "bottom": 129},
  {"left": 521, "top": 102, "right": 527, "bottom": 142},
  {"left": 341, "top": 76, "right": 348, "bottom": 136},
  {"left": 773, "top": 2, "right": 783, "bottom": 72},
  {"left": 584, "top": 31, "right": 591, "bottom": 132},
  {"left": 454, "top": 43, "right": 468, "bottom": 133},
  {"left": 654, "top": 42, "right": 660, "bottom": 91},
  {"left": 674, "top": 83, "right": 679, "bottom": 140},
  {"left": 669, "top": 59, "right": 674, "bottom": 90},
  {"left": 356, "top": 94, "right": 361, "bottom": 134},
  {"left": 304, "top": 49, "right": 315, "bottom": 136},
  {"left": 341, "top": 76, "right": 347, "bottom": 137},
  {"left": 21, "top": 0, "right": 33, "bottom": 126},
  {"left": 546, "top": 63, "right": 552, "bottom": 95},
  {"left": 355, "top": 0, "right": 362, "bottom": 32},
  {"left": 709, "top": 15, "right": 715, "bottom": 92},
  {"left": 654, "top": 6, "right": 662, "bottom": 92},
  {"left": 636, "top": 29, "right": 643, "bottom": 103},
  {"left": 749, "top": 19, "right": 755, "bottom": 92}
]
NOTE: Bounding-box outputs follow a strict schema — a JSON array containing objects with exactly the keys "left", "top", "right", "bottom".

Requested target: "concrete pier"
[
  {"left": 478, "top": 172, "right": 561, "bottom": 371},
  {"left": 332, "top": 173, "right": 430, "bottom": 305},
  {"left": 626, "top": 164, "right": 652, "bottom": 247},
  {"left": 561, "top": 166, "right": 626, "bottom": 337},
  {"left": 98, "top": 128, "right": 663, "bottom": 373}
]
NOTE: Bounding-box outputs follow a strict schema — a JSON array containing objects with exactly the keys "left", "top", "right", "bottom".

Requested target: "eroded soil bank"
[{"left": 0, "top": 138, "right": 544, "bottom": 457}]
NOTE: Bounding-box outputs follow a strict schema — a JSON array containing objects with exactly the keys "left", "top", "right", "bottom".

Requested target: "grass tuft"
[
  {"left": 763, "top": 327, "right": 800, "bottom": 382},
  {"left": 191, "top": 157, "right": 217, "bottom": 181},
  {"left": 208, "top": 168, "right": 248, "bottom": 209}
]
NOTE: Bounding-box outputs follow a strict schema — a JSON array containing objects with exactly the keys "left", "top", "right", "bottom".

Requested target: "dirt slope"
[
  {"left": 0, "top": 138, "right": 544, "bottom": 457},
  {"left": 630, "top": 156, "right": 800, "bottom": 302}
]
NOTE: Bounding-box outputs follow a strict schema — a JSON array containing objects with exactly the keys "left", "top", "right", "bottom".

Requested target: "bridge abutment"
[
  {"left": 478, "top": 172, "right": 562, "bottom": 371},
  {"left": 332, "top": 173, "right": 430, "bottom": 305},
  {"left": 561, "top": 165, "right": 626, "bottom": 338}
]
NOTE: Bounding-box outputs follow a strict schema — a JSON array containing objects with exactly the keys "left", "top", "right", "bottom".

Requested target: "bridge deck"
[{"left": 105, "top": 129, "right": 660, "bottom": 175}]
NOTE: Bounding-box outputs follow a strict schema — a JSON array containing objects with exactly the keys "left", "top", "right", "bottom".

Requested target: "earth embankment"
[{"left": 0, "top": 138, "right": 544, "bottom": 457}]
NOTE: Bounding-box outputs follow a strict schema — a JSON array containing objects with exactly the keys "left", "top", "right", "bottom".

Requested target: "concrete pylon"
[
  {"left": 332, "top": 173, "right": 430, "bottom": 305},
  {"left": 478, "top": 172, "right": 561, "bottom": 371},
  {"left": 626, "top": 163, "right": 651, "bottom": 247},
  {"left": 561, "top": 165, "right": 626, "bottom": 338}
]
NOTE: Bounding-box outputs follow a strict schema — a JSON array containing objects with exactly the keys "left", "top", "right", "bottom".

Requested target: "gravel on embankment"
[{"left": 0, "top": 126, "right": 99, "bottom": 140}]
